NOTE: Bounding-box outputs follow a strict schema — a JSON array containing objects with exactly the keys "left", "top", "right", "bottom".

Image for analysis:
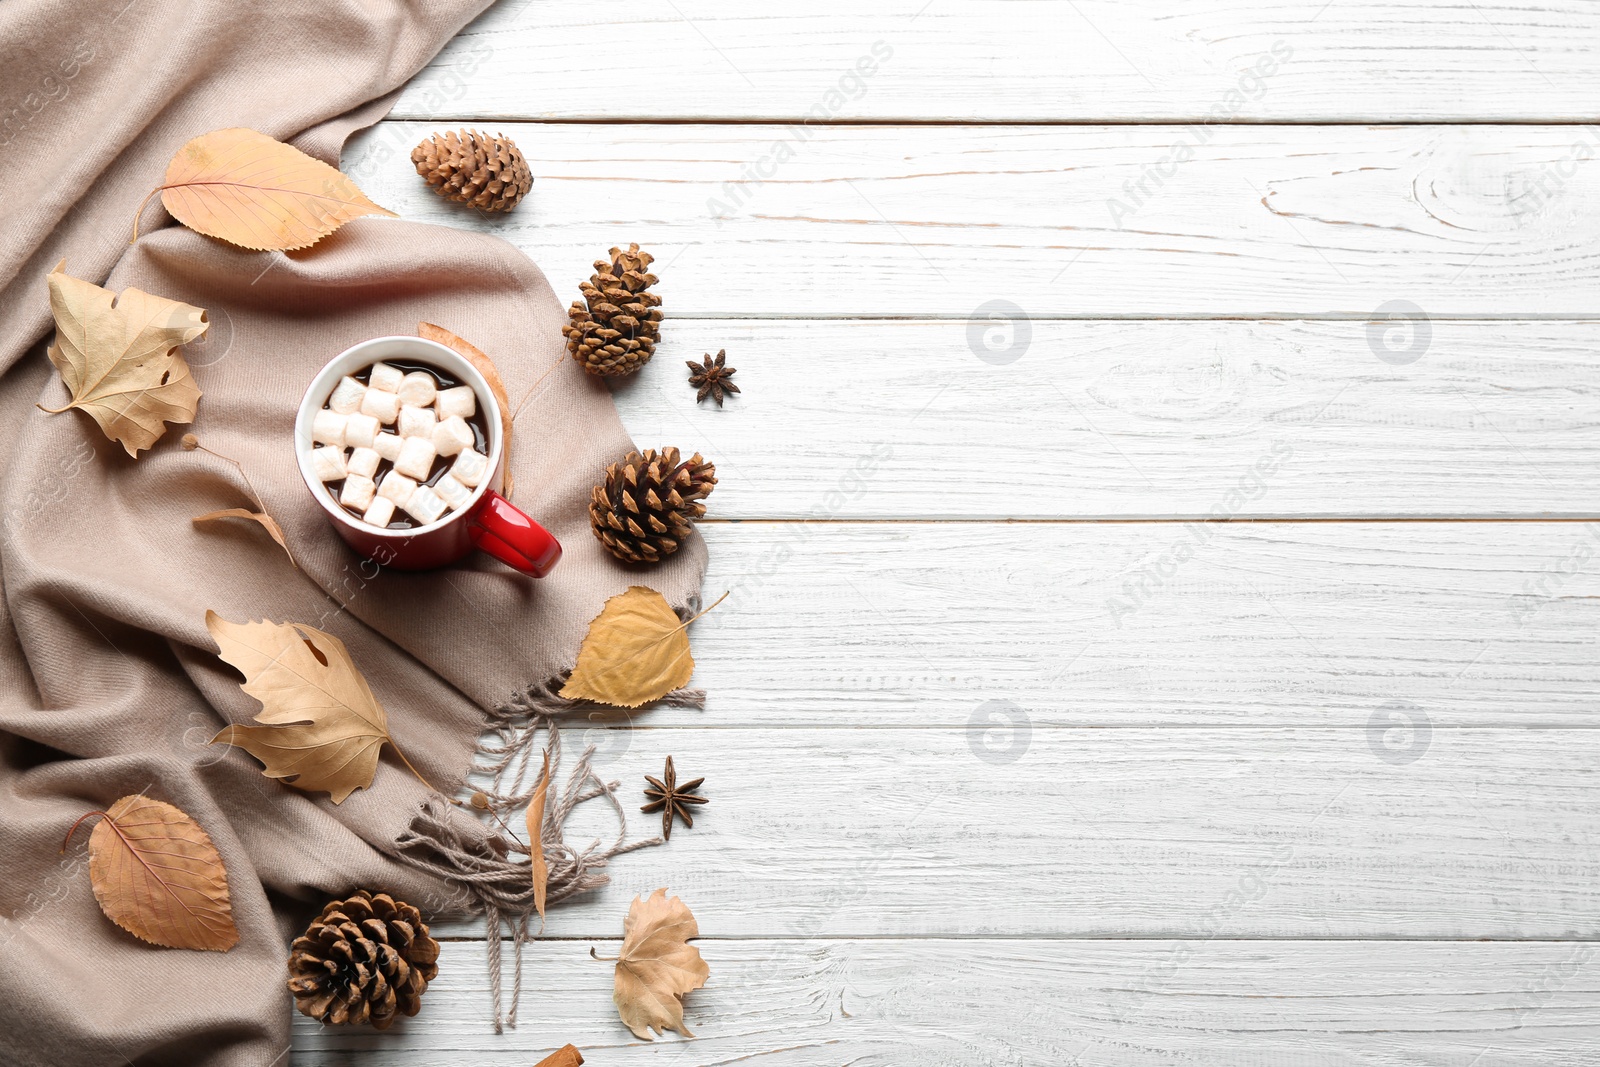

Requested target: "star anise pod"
[
  {"left": 642, "top": 756, "right": 707, "bottom": 840},
  {"left": 686, "top": 350, "right": 739, "bottom": 407}
]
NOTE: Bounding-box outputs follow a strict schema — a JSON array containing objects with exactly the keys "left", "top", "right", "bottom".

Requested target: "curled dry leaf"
[
  {"left": 417, "top": 322, "right": 515, "bottom": 498},
  {"left": 193, "top": 508, "right": 297, "bottom": 568},
  {"left": 560, "top": 588, "right": 725, "bottom": 709},
  {"left": 607, "top": 888, "right": 708, "bottom": 1040},
  {"left": 65, "top": 794, "right": 239, "bottom": 952},
  {"left": 186, "top": 438, "right": 294, "bottom": 566},
  {"left": 528, "top": 750, "right": 552, "bottom": 921},
  {"left": 41, "top": 263, "right": 206, "bottom": 456},
  {"left": 206, "top": 611, "right": 435, "bottom": 803},
  {"left": 151, "top": 127, "right": 395, "bottom": 251}
]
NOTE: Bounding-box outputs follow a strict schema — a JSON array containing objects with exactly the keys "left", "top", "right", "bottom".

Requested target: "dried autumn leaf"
[
  {"left": 155, "top": 128, "right": 395, "bottom": 251},
  {"left": 193, "top": 508, "right": 297, "bottom": 568},
  {"left": 41, "top": 263, "right": 206, "bottom": 456},
  {"left": 527, "top": 751, "right": 551, "bottom": 921},
  {"left": 67, "top": 794, "right": 239, "bottom": 952},
  {"left": 206, "top": 611, "right": 432, "bottom": 803},
  {"left": 610, "top": 888, "right": 708, "bottom": 1040},
  {"left": 418, "top": 322, "right": 515, "bottom": 498},
  {"left": 560, "top": 587, "right": 720, "bottom": 709}
]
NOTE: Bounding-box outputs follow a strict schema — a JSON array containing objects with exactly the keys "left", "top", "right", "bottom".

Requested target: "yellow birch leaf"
[
  {"left": 41, "top": 263, "right": 206, "bottom": 456},
  {"left": 157, "top": 128, "right": 395, "bottom": 251},
  {"left": 528, "top": 750, "right": 551, "bottom": 921},
  {"left": 559, "top": 587, "right": 698, "bottom": 708},
  {"left": 206, "top": 611, "right": 412, "bottom": 803},
  {"left": 68, "top": 794, "right": 239, "bottom": 952},
  {"left": 610, "top": 888, "right": 709, "bottom": 1040},
  {"left": 193, "top": 508, "right": 297, "bottom": 568},
  {"left": 418, "top": 321, "right": 516, "bottom": 498}
]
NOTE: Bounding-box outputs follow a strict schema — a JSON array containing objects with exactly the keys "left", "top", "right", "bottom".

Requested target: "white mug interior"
[{"left": 294, "top": 336, "right": 503, "bottom": 538}]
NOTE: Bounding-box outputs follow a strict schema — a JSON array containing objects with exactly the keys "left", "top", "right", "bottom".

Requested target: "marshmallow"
[
  {"left": 340, "top": 474, "right": 376, "bottom": 511},
  {"left": 343, "top": 412, "right": 380, "bottom": 450},
  {"left": 433, "top": 473, "right": 473, "bottom": 510},
  {"left": 360, "top": 388, "right": 400, "bottom": 424},
  {"left": 310, "top": 445, "right": 347, "bottom": 482},
  {"left": 404, "top": 484, "right": 447, "bottom": 525},
  {"left": 436, "top": 385, "right": 476, "bottom": 420},
  {"left": 398, "top": 371, "right": 437, "bottom": 407},
  {"left": 432, "top": 416, "right": 473, "bottom": 457},
  {"left": 377, "top": 471, "right": 417, "bottom": 505},
  {"left": 397, "top": 404, "right": 436, "bottom": 440},
  {"left": 328, "top": 376, "right": 367, "bottom": 415},
  {"left": 367, "top": 362, "right": 404, "bottom": 392},
  {"left": 374, "top": 432, "right": 404, "bottom": 462},
  {"left": 450, "top": 448, "right": 489, "bottom": 488},
  {"left": 393, "top": 436, "right": 437, "bottom": 481},
  {"left": 363, "top": 496, "right": 395, "bottom": 528},
  {"left": 311, "top": 410, "right": 347, "bottom": 447},
  {"left": 346, "top": 446, "right": 380, "bottom": 479}
]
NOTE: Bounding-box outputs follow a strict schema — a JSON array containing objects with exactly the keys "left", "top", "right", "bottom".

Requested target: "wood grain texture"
[
  {"left": 407, "top": 725, "right": 1600, "bottom": 941},
  {"left": 293, "top": 11, "right": 1600, "bottom": 1066},
  {"left": 393, "top": 1, "right": 1600, "bottom": 122},
  {"left": 649, "top": 522, "right": 1600, "bottom": 727},
  {"left": 294, "top": 939, "right": 1600, "bottom": 1064},
  {"left": 604, "top": 318, "right": 1600, "bottom": 519},
  {"left": 348, "top": 121, "right": 1600, "bottom": 317}
]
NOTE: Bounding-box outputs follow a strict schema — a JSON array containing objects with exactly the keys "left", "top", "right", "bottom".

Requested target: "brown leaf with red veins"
[
  {"left": 66, "top": 794, "right": 239, "bottom": 952},
  {"left": 155, "top": 127, "right": 394, "bottom": 250}
]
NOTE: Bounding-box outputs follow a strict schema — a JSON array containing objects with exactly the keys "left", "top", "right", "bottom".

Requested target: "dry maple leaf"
[
  {"left": 560, "top": 588, "right": 726, "bottom": 709},
  {"left": 147, "top": 127, "right": 395, "bottom": 251},
  {"left": 603, "top": 888, "right": 709, "bottom": 1040},
  {"left": 41, "top": 264, "right": 207, "bottom": 456},
  {"left": 527, "top": 751, "right": 551, "bottom": 922},
  {"left": 206, "top": 611, "right": 435, "bottom": 803},
  {"left": 64, "top": 794, "right": 239, "bottom": 952},
  {"left": 418, "top": 322, "right": 516, "bottom": 498},
  {"left": 193, "top": 508, "right": 297, "bottom": 568}
]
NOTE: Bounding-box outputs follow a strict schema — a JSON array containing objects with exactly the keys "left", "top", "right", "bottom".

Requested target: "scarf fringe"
[{"left": 396, "top": 675, "right": 706, "bottom": 1032}]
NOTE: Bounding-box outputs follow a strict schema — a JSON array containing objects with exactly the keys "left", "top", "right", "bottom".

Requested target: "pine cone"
[
  {"left": 563, "top": 244, "right": 664, "bottom": 377},
  {"left": 411, "top": 130, "right": 533, "bottom": 212},
  {"left": 287, "top": 890, "right": 441, "bottom": 1030},
  {"left": 590, "top": 448, "right": 716, "bottom": 563}
]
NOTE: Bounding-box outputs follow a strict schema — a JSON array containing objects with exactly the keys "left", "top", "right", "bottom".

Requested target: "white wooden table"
[{"left": 301, "top": 3, "right": 1600, "bottom": 1063}]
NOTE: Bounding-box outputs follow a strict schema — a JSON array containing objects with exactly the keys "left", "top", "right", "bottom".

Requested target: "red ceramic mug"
[{"left": 294, "top": 336, "right": 561, "bottom": 576}]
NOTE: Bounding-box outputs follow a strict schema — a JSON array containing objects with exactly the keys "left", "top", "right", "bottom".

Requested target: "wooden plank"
[
  {"left": 638, "top": 522, "right": 1600, "bottom": 727},
  {"left": 293, "top": 939, "right": 1600, "bottom": 1064},
  {"left": 607, "top": 318, "right": 1600, "bottom": 519},
  {"left": 417, "top": 724, "right": 1600, "bottom": 940},
  {"left": 391, "top": 1, "right": 1600, "bottom": 122},
  {"left": 348, "top": 121, "right": 1600, "bottom": 317}
]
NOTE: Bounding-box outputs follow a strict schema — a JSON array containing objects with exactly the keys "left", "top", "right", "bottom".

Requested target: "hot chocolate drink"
[{"left": 307, "top": 359, "right": 492, "bottom": 529}]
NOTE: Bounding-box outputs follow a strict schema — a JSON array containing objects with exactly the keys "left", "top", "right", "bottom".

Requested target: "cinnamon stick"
[{"left": 534, "top": 1044, "right": 584, "bottom": 1067}]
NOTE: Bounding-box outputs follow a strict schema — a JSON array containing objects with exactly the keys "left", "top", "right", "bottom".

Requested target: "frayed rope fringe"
[{"left": 397, "top": 676, "right": 706, "bottom": 1032}]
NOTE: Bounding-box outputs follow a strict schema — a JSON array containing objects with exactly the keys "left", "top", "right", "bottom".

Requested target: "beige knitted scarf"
[{"left": 0, "top": 2, "right": 706, "bottom": 1062}]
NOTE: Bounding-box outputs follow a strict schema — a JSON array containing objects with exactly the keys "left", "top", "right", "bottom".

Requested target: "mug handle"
[{"left": 468, "top": 491, "right": 562, "bottom": 577}]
